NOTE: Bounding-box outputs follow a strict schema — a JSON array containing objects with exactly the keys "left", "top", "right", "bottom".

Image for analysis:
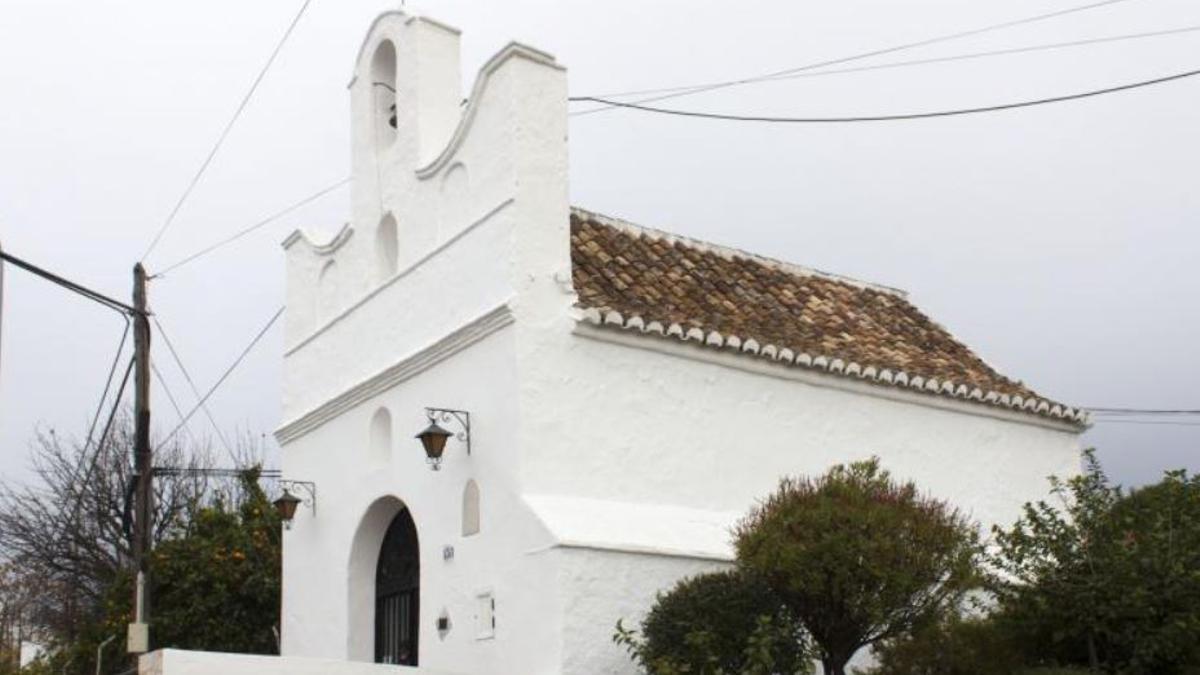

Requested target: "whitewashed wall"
[
  {"left": 276, "top": 10, "right": 1081, "bottom": 675},
  {"left": 516, "top": 322, "right": 1079, "bottom": 674},
  {"left": 278, "top": 10, "right": 571, "bottom": 675},
  {"left": 139, "top": 649, "right": 460, "bottom": 675}
]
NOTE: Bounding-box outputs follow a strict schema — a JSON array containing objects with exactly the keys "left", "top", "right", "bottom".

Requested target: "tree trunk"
[
  {"left": 822, "top": 657, "right": 849, "bottom": 675},
  {"left": 1087, "top": 631, "right": 1100, "bottom": 672}
]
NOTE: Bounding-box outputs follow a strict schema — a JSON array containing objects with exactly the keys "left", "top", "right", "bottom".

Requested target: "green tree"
[
  {"left": 149, "top": 468, "right": 282, "bottom": 653},
  {"left": 614, "top": 570, "right": 812, "bottom": 674},
  {"left": 734, "top": 459, "right": 980, "bottom": 675},
  {"left": 863, "top": 612, "right": 1028, "bottom": 675},
  {"left": 0, "top": 415, "right": 281, "bottom": 674},
  {"left": 992, "top": 450, "right": 1200, "bottom": 674}
]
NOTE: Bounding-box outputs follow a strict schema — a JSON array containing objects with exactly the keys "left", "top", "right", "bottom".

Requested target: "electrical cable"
[
  {"left": 1087, "top": 407, "right": 1200, "bottom": 415},
  {"left": 61, "top": 356, "right": 135, "bottom": 532},
  {"left": 571, "top": 0, "right": 1142, "bottom": 115},
  {"left": 57, "top": 319, "right": 132, "bottom": 535},
  {"left": 152, "top": 178, "right": 350, "bottom": 278},
  {"left": 0, "top": 251, "right": 136, "bottom": 316},
  {"left": 568, "top": 65, "right": 1200, "bottom": 123},
  {"left": 140, "top": 0, "right": 318, "bottom": 263},
  {"left": 585, "top": 24, "right": 1200, "bottom": 101},
  {"left": 151, "top": 315, "right": 237, "bottom": 462},
  {"left": 1090, "top": 419, "right": 1200, "bottom": 427},
  {"left": 156, "top": 306, "right": 285, "bottom": 450},
  {"left": 734, "top": 25, "right": 1200, "bottom": 88},
  {"left": 151, "top": 358, "right": 198, "bottom": 446},
  {"left": 81, "top": 319, "right": 132, "bottom": 454}
]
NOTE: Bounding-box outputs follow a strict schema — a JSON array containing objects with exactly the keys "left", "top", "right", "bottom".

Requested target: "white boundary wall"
[{"left": 140, "top": 649, "right": 462, "bottom": 675}]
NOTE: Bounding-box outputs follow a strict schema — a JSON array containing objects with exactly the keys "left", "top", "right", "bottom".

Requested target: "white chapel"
[{"left": 271, "top": 11, "right": 1085, "bottom": 675}]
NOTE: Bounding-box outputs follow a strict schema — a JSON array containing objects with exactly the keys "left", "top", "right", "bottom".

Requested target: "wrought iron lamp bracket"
[
  {"left": 425, "top": 407, "right": 471, "bottom": 456},
  {"left": 279, "top": 480, "right": 317, "bottom": 516}
]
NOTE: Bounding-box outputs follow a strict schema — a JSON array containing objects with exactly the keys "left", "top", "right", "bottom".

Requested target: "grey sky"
[{"left": 1, "top": 0, "right": 1197, "bottom": 489}]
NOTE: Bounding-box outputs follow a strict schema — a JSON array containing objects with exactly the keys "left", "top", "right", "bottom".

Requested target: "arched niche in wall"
[
  {"left": 375, "top": 214, "right": 399, "bottom": 283},
  {"left": 439, "top": 163, "right": 469, "bottom": 238},
  {"left": 371, "top": 41, "right": 398, "bottom": 147},
  {"left": 369, "top": 407, "right": 393, "bottom": 464},
  {"left": 316, "top": 259, "right": 339, "bottom": 323},
  {"left": 461, "top": 479, "right": 480, "bottom": 537}
]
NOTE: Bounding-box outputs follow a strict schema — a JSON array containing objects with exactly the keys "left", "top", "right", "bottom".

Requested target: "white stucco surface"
[
  {"left": 139, "top": 649, "right": 459, "bottom": 675},
  {"left": 526, "top": 495, "right": 740, "bottom": 561},
  {"left": 274, "top": 10, "right": 1084, "bottom": 675}
]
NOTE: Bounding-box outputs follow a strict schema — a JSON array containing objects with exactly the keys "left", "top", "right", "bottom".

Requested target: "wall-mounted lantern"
[
  {"left": 274, "top": 480, "right": 317, "bottom": 529},
  {"left": 416, "top": 408, "right": 471, "bottom": 471}
]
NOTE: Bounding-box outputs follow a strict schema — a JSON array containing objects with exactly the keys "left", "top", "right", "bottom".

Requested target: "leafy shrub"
[
  {"left": 863, "top": 613, "right": 1024, "bottom": 675},
  {"left": 992, "top": 451, "right": 1200, "bottom": 674},
  {"left": 735, "top": 459, "right": 981, "bottom": 675},
  {"left": 615, "top": 569, "right": 811, "bottom": 674}
]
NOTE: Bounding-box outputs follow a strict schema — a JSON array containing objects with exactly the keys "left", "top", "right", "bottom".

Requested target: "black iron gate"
[{"left": 375, "top": 508, "right": 419, "bottom": 665}]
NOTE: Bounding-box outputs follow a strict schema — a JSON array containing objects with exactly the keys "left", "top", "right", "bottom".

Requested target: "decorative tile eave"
[{"left": 577, "top": 307, "right": 1090, "bottom": 429}]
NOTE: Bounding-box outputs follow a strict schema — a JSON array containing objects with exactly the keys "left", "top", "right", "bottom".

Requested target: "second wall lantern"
[{"left": 416, "top": 408, "right": 471, "bottom": 471}]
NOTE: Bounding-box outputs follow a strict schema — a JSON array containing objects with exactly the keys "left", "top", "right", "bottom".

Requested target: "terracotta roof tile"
[{"left": 570, "top": 208, "right": 1083, "bottom": 426}]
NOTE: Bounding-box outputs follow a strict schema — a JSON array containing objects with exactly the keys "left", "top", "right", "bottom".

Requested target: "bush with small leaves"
[
  {"left": 614, "top": 569, "right": 812, "bottom": 674},
  {"left": 735, "top": 459, "right": 981, "bottom": 675}
]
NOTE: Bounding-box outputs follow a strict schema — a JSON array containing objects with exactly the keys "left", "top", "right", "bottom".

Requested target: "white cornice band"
[{"left": 276, "top": 303, "right": 514, "bottom": 444}]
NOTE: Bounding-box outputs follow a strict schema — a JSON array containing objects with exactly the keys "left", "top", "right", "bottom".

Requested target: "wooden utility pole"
[{"left": 128, "top": 263, "right": 151, "bottom": 655}]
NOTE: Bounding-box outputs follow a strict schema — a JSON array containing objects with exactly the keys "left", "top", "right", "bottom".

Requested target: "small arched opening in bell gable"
[
  {"left": 316, "top": 259, "right": 339, "bottom": 323},
  {"left": 375, "top": 214, "right": 399, "bottom": 283},
  {"left": 370, "top": 40, "right": 398, "bottom": 147}
]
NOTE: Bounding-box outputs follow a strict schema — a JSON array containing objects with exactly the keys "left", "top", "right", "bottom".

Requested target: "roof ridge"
[{"left": 570, "top": 206, "right": 909, "bottom": 299}]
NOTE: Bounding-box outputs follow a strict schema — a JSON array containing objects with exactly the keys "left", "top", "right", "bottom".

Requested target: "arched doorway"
[{"left": 375, "top": 507, "right": 419, "bottom": 665}]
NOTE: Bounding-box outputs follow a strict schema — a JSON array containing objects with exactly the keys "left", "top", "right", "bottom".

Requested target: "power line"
[
  {"left": 568, "top": 65, "right": 1200, "bottom": 124},
  {"left": 0, "top": 250, "right": 136, "bottom": 316},
  {"left": 153, "top": 177, "right": 350, "bottom": 278},
  {"left": 140, "top": 0, "right": 318, "bottom": 263},
  {"left": 1091, "top": 419, "right": 1200, "bottom": 427},
  {"left": 151, "top": 359, "right": 196, "bottom": 444},
  {"left": 58, "top": 320, "right": 132, "bottom": 536},
  {"left": 151, "top": 315, "right": 236, "bottom": 461},
  {"left": 157, "top": 306, "right": 285, "bottom": 450},
  {"left": 585, "top": 24, "right": 1200, "bottom": 101},
  {"left": 571, "top": 0, "right": 1141, "bottom": 115},
  {"left": 744, "top": 25, "right": 1200, "bottom": 88},
  {"left": 61, "top": 356, "right": 135, "bottom": 532},
  {"left": 1088, "top": 407, "right": 1200, "bottom": 415},
  {"left": 81, "top": 319, "right": 132, "bottom": 454}
]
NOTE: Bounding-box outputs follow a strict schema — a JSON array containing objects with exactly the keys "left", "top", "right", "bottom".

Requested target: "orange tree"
[{"left": 32, "top": 469, "right": 282, "bottom": 675}]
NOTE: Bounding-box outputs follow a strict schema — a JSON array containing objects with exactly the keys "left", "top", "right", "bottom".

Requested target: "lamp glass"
[
  {"left": 416, "top": 421, "right": 452, "bottom": 460},
  {"left": 274, "top": 490, "right": 301, "bottom": 523}
]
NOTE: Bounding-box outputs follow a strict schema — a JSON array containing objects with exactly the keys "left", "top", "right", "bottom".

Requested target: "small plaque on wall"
[{"left": 475, "top": 591, "right": 495, "bottom": 640}]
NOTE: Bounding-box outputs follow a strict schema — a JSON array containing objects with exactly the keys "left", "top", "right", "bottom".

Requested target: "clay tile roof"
[{"left": 570, "top": 207, "right": 1084, "bottom": 427}]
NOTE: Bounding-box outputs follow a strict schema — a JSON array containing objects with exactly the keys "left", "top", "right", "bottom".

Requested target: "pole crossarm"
[{"left": 151, "top": 466, "right": 282, "bottom": 479}]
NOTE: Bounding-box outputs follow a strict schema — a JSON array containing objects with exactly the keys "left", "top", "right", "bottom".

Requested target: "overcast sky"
[{"left": 1, "top": 0, "right": 1197, "bottom": 489}]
